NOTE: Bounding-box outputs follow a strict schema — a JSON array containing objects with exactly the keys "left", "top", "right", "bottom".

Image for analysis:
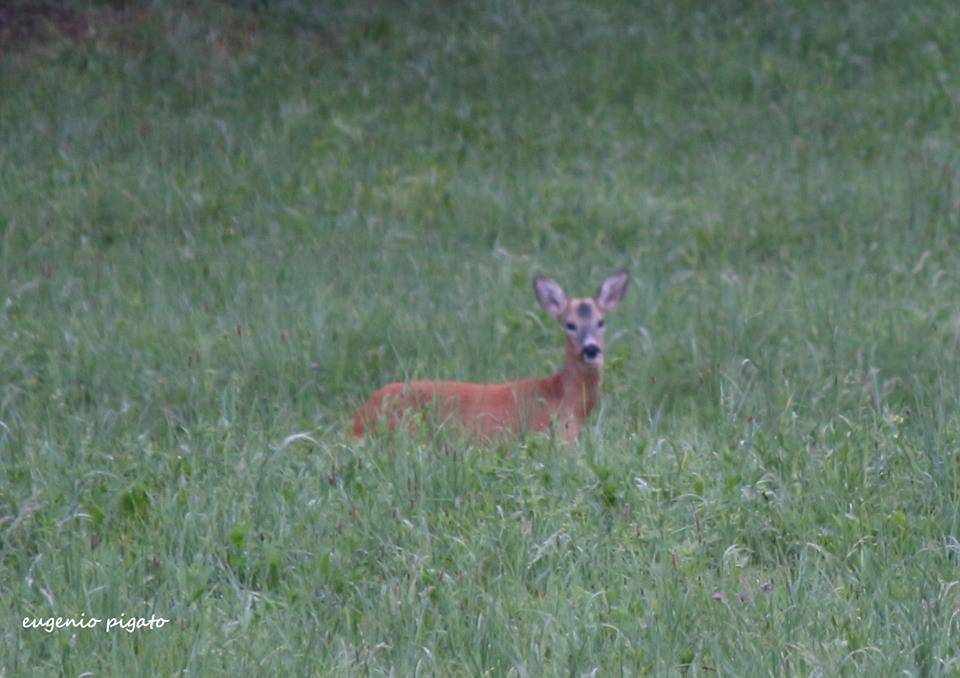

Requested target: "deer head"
[{"left": 533, "top": 270, "right": 629, "bottom": 368}]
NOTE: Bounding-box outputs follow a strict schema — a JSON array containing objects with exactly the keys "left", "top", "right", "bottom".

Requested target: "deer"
[{"left": 352, "top": 270, "right": 629, "bottom": 444}]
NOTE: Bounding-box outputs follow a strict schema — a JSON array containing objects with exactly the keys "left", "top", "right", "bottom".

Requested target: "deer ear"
[
  {"left": 595, "top": 270, "right": 629, "bottom": 312},
  {"left": 533, "top": 275, "right": 567, "bottom": 318}
]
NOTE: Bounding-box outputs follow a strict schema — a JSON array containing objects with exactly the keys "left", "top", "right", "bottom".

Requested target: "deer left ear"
[
  {"left": 533, "top": 275, "right": 568, "bottom": 318},
  {"left": 596, "top": 270, "right": 629, "bottom": 312}
]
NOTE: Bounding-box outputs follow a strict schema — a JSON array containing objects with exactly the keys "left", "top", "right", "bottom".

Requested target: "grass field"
[{"left": 2, "top": 0, "right": 960, "bottom": 674}]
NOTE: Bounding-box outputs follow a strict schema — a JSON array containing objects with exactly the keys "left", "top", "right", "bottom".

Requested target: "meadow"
[{"left": 2, "top": 0, "right": 960, "bottom": 674}]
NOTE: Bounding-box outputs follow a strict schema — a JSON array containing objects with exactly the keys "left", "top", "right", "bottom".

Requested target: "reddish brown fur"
[{"left": 353, "top": 348, "right": 597, "bottom": 442}]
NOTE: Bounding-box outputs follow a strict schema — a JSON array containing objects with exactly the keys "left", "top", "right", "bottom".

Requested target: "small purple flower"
[
  {"left": 762, "top": 581, "right": 773, "bottom": 593},
  {"left": 309, "top": 362, "right": 320, "bottom": 370},
  {"left": 712, "top": 593, "right": 724, "bottom": 602},
  {"left": 737, "top": 592, "right": 750, "bottom": 602}
]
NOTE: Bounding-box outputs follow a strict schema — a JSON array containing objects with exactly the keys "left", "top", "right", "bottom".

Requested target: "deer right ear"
[
  {"left": 533, "top": 276, "right": 567, "bottom": 318},
  {"left": 596, "top": 270, "right": 629, "bottom": 312}
]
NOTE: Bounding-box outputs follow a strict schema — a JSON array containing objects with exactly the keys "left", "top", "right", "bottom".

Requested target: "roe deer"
[{"left": 353, "top": 270, "right": 629, "bottom": 443}]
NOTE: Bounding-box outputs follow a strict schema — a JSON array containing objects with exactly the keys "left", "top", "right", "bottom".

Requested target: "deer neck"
[{"left": 558, "top": 342, "right": 602, "bottom": 419}]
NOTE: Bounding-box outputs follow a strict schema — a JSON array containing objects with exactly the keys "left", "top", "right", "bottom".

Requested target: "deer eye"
[
  {"left": 597, "top": 319, "right": 605, "bottom": 328},
  {"left": 565, "top": 322, "right": 576, "bottom": 332}
]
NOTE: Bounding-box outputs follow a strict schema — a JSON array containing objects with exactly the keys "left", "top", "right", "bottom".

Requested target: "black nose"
[{"left": 582, "top": 345, "right": 600, "bottom": 359}]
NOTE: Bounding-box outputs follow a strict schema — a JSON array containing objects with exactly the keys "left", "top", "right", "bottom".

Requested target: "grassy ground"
[{"left": 2, "top": 0, "right": 960, "bottom": 674}]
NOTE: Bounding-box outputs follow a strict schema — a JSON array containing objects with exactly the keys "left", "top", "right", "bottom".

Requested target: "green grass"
[{"left": 2, "top": 0, "right": 960, "bottom": 674}]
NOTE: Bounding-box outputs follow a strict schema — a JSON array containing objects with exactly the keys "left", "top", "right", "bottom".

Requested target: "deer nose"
[{"left": 582, "top": 345, "right": 600, "bottom": 360}]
